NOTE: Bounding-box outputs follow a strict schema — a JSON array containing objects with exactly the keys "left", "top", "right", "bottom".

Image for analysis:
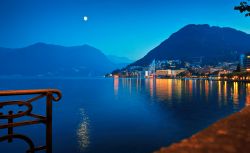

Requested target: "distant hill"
[
  {"left": 107, "top": 55, "right": 134, "bottom": 69},
  {"left": 130, "top": 24, "right": 250, "bottom": 67},
  {"left": 0, "top": 43, "right": 116, "bottom": 76}
]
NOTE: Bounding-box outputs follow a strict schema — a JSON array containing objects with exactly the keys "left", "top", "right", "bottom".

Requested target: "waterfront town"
[{"left": 108, "top": 52, "right": 250, "bottom": 81}]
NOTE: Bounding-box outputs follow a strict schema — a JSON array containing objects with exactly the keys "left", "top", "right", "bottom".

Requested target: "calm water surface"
[{"left": 0, "top": 78, "right": 249, "bottom": 153}]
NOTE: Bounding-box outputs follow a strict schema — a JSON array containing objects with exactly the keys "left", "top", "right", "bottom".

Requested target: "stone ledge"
[{"left": 154, "top": 106, "right": 250, "bottom": 153}]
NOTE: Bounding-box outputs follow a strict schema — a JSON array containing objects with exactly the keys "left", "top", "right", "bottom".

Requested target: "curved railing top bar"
[
  {"left": 0, "top": 89, "right": 62, "bottom": 153},
  {"left": 0, "top": 89, "right": 62, "bottom": 101}
]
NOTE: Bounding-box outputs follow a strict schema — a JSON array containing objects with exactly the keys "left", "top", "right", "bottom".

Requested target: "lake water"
[{"left": 0, "top": 78, "right": 249, "bottom": 153}]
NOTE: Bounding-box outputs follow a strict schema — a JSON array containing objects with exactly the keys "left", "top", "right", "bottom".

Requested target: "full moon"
[{"left": 83, "top": 16, "right": 88, "bottom": 21}]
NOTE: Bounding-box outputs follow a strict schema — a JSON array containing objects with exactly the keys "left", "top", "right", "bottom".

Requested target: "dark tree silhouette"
[{"left": 235, "top": 0, "right": 250, "bottom": 16}]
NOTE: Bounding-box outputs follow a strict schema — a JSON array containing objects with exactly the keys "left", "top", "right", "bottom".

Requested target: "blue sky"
[{"left": 0, "top": 0, "right": 249, "bottom": 60}]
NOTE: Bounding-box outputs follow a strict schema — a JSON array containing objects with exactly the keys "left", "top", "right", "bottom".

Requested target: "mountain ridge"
[
  {"left": 0, "top": 43, "right": 116, "bottom": 76},
  {"left": 129, "top": 24, "right": 250, "bottom": 67}
]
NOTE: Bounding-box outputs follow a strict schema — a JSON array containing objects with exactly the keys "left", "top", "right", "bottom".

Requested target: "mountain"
[
  {"left": 0, "top": 43, "right": 116, "bottom": 76},
  {"left": 130, "top": 24, "right": 250, "bottom": 67},
  {"left": 107, "top": 55, "right": 134, "bottom": 69},
  {"left": 107, "top": 55, "right": 134, "bottom": 64}
]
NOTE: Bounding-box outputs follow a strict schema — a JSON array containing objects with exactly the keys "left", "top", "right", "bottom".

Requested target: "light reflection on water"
[
  {"left": 114, "top": 78, "right": 119, "bottom": 96},
  {"left": 63, "top": 78, "right": 249, "bottom": 153},
  {"left": 233, "top": 82, "right": 239, "bottom": 110},
  {"left": 114, "top": 78, "right": 249, "bottom": 111},
  {"left": 77, "top": 108, "right": 90, "bottom": 151},
  {"left": 0, "top": 78, "right": 249, "bottom": 153},
  {"left": 246, "top": 83, "right": 250, "bottom": 106},
  {"left": 63, "top": 79, "right": 248, "bottom": 153}
]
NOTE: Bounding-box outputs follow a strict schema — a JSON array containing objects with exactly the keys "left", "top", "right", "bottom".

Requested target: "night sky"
[{"left": 0, "top": 0, "right": 249, "bottom": 59}]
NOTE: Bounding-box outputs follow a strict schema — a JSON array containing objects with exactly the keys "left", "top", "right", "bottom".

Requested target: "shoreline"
[
  {"left": 111, "top": 76, "right": 250, "bottom": 83},
  {"left": 154, "top": 106, "right": 250, "bottom": 153}
]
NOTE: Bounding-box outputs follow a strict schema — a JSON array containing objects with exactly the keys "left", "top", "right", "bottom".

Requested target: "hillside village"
[{"left": 108, "top": 53, "right": 250, "bottom": 81}]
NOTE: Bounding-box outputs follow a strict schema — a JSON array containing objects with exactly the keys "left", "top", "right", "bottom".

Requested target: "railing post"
[
  {"left": 8, "top": 111, "right": 13, "bottom": 143},
  {"left": 46, "top": 92, "right": 53, "bottom": 153}
]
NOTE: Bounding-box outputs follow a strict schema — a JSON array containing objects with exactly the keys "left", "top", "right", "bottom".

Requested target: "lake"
[{"left": 0, "top": 78, "right": 249, "bottom": 153}]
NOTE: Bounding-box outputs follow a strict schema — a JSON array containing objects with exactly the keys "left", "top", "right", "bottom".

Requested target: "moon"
[{"left": 83, "top": 16, "right": 88, "bottom": 21}]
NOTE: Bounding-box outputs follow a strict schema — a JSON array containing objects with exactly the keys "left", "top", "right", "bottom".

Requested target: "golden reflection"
[
  {"left": 155, "top": 79, "right": 172, "bottom": 101},
  {"left": 145, "top": 79, "right": 248, "bottom": 109},
  {"left": 218, "top": 81, "right": 222, "bottom": 106},
  {"left": 233, "top": 82, "right": 239, "bottom": 109},
  {"left": 246, "top": 83, "right": 250, "bottom": 106},
  {"left": 183, "top": 80, "right": 187, "bottom": 94},
  {"left": 205, "top": 80, "right": 209, "bottom": 99},
  {"left": 114, "top": 78, "right": 119, "bottom": 96},
  {"left": 223, "top": 81, "right": 227, "bottom": 105},
  {"left": 188, "top": 80, "right": 193, "bottom": 96},
  {"left": 175, "top": 79, "right": 182, "bottom": 101},
  {"left": 77, "top": 108, "right": 90, "bottom": 151},
  {"left": 149, "top": 78, "right": 155, "bottom": 97}
]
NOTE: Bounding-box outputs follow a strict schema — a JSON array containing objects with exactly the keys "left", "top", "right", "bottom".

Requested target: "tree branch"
[{"left": 235, "top": 0, "right": 250, "bottom": 17}]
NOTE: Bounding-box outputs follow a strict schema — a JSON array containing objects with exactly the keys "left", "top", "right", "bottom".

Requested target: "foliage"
[
  {"left": 111, "top": 69, "right": 121, "bottom": 75},
  {"left": 235, "top": 0, "right": 250, "bottom": 16}
]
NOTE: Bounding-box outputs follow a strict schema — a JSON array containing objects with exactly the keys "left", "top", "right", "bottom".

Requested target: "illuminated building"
[
  {"left": 155, "top": 69, "right": 185, "bottom": 77},
  {"left": 240, "top": 54, "right": 245, "bottom": 71},
  {"left": 156, "top": 70, "right": 171, "bottom": 77},
  {"left": 149, "top": 59, "right": 156, "bottom": 74},
  {"left": 246, "top": 53, "right": 250, "bottom": 72},
  {"left": 240, "top": 53, "right": 250, "bottom": 72}
]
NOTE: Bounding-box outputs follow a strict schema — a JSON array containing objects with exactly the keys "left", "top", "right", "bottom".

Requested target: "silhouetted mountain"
[
  {"left": 107, "top": 55, "right": 134, "bottom": 64},
  {"left": 0, "top": 43, "right": 116, "bottom": 76},
  {"left": 107, "top": 55, "right": 134, "bottom": 69},
  {"left": 130, "top": 24, "right": 250, "bottom": 67}
]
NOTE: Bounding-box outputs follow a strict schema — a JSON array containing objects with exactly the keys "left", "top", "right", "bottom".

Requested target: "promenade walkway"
[{"left": 155, "top": 106, "right": 250, "bottom": 153}]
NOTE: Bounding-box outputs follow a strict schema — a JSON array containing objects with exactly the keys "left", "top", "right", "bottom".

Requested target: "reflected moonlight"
[{"left": 77, "top": 108, "right": 90, "bottom": 151}]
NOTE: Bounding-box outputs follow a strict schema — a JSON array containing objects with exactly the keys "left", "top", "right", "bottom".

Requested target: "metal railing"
[{"left": 0, "top": 89, "right": 62, "bottom": 153}]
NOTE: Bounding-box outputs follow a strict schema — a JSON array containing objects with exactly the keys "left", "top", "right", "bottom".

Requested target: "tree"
[
  {"left": 235, "top": 0, "right": 250, "bottom": 16},
  {"left": 111, "top": 69, "right": 121, "bottom": 75}
]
